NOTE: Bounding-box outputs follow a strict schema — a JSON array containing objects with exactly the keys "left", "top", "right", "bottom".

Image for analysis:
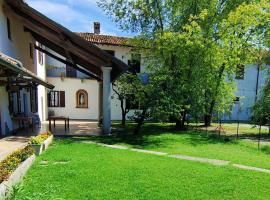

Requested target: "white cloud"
[
  {"left": 26, "top": 0, "right": 132, "bottom": 36},
  {"left": 27, "top": 0, "right": 93, "bottom": 31}
]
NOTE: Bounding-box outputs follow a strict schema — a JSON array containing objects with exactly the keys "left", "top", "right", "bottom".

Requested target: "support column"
[
  {"left": 102, "top": 67, "right": 112, "bottom": 134},
  {"left": 98, "top": 81, "right": 103, "bottom": 127}
]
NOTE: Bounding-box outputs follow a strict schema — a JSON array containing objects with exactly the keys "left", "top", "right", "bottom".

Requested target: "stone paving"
[
  {"left": 168, "top": 154, "right": 230, "bottom": 166},
  {"left": 233, "top": 164, "right": 270, "bottom": 173},
  {"left": 0, "top": 136, "right": 29, "bottom": 161},
  {"left": 82, "top": 140, "right": 270, "bottom": 174}
]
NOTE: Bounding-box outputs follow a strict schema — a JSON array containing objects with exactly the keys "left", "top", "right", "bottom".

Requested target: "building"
[
  {"left": 223, "top": 64, "right": 270, "bottom": 121},
  {"left": 46, "top": 22, "right": 146, "bottom": 121},
  {"left": 0, "top": 0, "right": 127, "bottom": 136},
  {"left": 46, "top": 22, "right": 270, "bottom": 122}
]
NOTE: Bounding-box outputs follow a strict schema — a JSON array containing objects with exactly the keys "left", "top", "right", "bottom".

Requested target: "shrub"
[
  {"left": 29, "top": 131, "right": 52, "bottom": 145},
  {"left": 0, "top": 147, "right": 34, "bottom": 183}
]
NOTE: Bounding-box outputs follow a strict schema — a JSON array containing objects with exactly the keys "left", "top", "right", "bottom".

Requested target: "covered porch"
[
  {"left": 4, "top": 0, "right": 128, "bottom": 135},
  {"left": 15, "top": 120, "right": 102, "bottom": 137},
  {"left": 0, "top": 52, "right": 54, "bottom": 137}
]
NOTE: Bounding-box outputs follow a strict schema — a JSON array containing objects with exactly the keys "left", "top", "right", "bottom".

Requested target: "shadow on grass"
[{"left": 62, "top": 123, "right": 238, "bottom": 150}]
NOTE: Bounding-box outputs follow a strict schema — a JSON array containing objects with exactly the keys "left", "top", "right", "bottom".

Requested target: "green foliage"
[
  {"left": 0, "top": 146, "right": 34, "bottom": 183},
  {"left": 100, "top": 0, "right": 270, "bottom": 129},
  {"left": 9, "top": 138, "right": 270, "bottom": 199},
  {"left": 252, "top": 80, "right": 270, "bottom": 126},
  {"left": 29, "top": 131, "right": 52, "bottom": 145}
]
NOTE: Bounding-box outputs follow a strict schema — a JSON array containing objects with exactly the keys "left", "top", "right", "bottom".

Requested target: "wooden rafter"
[
  {"left": 34, "top": 45, "right": 101, "bottom": 81},
  {"left": 4, "top": 0, "right": 128, "bottom": 81}
]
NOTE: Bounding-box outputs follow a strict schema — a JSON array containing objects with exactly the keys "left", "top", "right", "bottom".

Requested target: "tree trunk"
[
  {"left": 121, "top": 111, "right": 126, "bottom": 126},
  {"left": 204, "top": 64, "right": 226, "bottom": 127},
  {"left": 120, "top": 98, "right": 127, "bottom": 126},
  {"left": 204, "top": 114, "right": 212, "bottom": 127},
  {"left": 175, "top": 110, "right": 187, "bottom": 130},
  {"left": 134, "top": 109, "right": 147, "bottom": 135}
]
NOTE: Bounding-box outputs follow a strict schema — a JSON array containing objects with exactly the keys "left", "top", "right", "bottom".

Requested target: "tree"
[
  {"left": 252, "top": 80, "right": 270, "bottom": 133},
  {"left": 99, "top": 0, "right": 270, "bottom": 131},
  {"left": 112, "top": 74, "right": 131, "bottom": 126}
]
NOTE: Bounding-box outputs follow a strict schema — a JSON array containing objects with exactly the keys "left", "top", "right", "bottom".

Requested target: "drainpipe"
[{"left": 255, "top": 65, "right": 260, "bottom": 102}]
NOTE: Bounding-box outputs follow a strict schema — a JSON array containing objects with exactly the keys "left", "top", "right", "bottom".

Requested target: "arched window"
[{"left": 76, "top": 90, "right": 88, "bottom": 108}]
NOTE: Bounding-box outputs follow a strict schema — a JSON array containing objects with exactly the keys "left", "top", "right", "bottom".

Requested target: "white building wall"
[
  {"left": 45, "top": 44, "right": 143, "bottom": 120},
  {"left": 35, "top": 46, "right": 48, "bottom": 122},
  {"left": 223, "top": 65, "right": 270, "bottom": 121},
  {"left": 47, "top": 77, "right": 99, "bottom": 120},
  {"left": 0, "top": 0, "right": 42, "bottom": 134}
]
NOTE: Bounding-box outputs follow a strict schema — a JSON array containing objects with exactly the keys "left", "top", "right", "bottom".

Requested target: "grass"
[
  {"left": 81, "top": 122, "right": 270, "bottom": 170},
  {"left": 203, "top": 122, "right": 269, "bottom": 137},
  {"left": 10, "top": 139, "right": 270, "bottom": 200}
]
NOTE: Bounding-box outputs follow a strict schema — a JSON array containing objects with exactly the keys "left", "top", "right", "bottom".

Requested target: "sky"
[{"left": 27, "top": 0, "right": 133, "bottom": 36}]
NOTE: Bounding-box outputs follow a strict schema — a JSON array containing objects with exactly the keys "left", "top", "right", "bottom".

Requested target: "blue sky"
[{"left": 27, "top": 0, "right": 133, "bottom": 36}]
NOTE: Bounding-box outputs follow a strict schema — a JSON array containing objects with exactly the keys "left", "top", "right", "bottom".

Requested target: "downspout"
[{"left": 255, "top": 65, "right": 260, "bottom": 102}]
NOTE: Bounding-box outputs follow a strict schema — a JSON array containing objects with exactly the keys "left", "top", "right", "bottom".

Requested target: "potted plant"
[{"left": 28, "top": 131, "right": 53, "bottom": 155}]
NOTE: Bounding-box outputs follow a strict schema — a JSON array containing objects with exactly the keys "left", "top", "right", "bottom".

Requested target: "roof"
[
  {"left": 4, "top": 0, "right": 128, "bottom": 81},
  {"left": 76, "top": 33, "right": 131, "bottom": 47},
  {"left": 0, "top": 52, "right": 55, "bottom": 89}
]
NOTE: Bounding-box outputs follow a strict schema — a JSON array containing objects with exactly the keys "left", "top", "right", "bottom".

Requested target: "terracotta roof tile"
[{"left": 76, "top": 33, "right": 132, "bottom": 47}]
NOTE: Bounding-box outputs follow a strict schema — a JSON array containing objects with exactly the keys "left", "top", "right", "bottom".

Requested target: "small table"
[
  {"left": 12, "top": 116, "right": 33, "bottom": 131},
  {"left": 48, "top": 116, "right": 69, "bottom": 132}
]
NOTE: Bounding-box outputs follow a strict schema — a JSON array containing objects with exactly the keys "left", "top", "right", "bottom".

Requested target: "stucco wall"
[
  {"left": 0, "top": 0, "right": 45, "bottom": 134},
  {"left": 35, "top": 44, "right": 48, "bottom": 122},
  {"left": 223, "top": 65, "right": 270, "bottom": 121},
  {"left": 47, "top": 77, "right": 100, "bottom": 120}
]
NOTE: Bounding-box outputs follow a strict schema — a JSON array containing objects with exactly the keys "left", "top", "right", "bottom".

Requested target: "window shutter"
[
  {"left": 47, "top": 92, "right": 51, "bottom": 107},
  {"left": 60, "top": 91, "right": 65, "bottom": 107}
]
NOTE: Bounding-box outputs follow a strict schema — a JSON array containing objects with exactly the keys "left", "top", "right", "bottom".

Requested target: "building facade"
[
  {"left": 46, "top": 23, "right": 270, "bottom": 122},
  {"left": 46, "top": 27, "right": 146, "bottom": 121},
  {"left": 0, "top": 0, "right": 49, "bottom": 136},
  {"left": 223, "top": 64, "right": 270, "bottom": 121},
  {"left": 0, "top": 0, "right": 127, "bottom": 136}
]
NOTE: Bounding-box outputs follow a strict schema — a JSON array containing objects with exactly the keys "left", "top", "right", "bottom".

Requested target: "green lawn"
[
  {"left": 205, "top": 122, "right": 269, "bottom": 136},
  {"left": 85, "top": 122, "right": 270, "bottom": 170},
  {"left": 10, "top": 139, "right": 270, "bottom": 200}
]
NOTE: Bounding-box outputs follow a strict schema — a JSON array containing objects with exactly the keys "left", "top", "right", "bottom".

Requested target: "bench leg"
[{"left": 49, "top": 119, "right": 51, "bottom": 130}]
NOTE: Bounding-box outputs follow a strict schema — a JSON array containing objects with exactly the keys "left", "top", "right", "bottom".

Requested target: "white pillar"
[{"left": 102, "top": 67, "right": 112, "bottom": 134}]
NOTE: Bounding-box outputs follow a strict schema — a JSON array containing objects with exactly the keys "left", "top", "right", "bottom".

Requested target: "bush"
[
  {"left": 29, "top": 131, "right": 52, "bottom": 145},
  {"left": 0, "top": 146, "right": 34, "bottom": 183}
]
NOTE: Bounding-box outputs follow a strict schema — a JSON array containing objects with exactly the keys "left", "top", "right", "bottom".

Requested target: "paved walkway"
[
  {"left": 0, "top": 136, "right": 29, "bottom": 162},
  {"left": 82, "top": 141, "right": 270, "bottom": 174}
]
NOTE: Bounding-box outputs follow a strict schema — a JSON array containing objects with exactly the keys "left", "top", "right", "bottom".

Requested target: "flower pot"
[
  {"left": 43, "top": 135, "right": 54, "bottom": 150},
  {"left": 29, "top": 144, "right": 43, "bottom": 156}
]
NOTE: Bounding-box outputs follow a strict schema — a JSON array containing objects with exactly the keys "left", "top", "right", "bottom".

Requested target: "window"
[
  {"left": 8, "top": 91, "right": 21, "bottom": 114},
  {"left": 48, "top": 91, "right": 65, "bottom": 107},
  {"left": 104, "top": 50, "right": 115, "bottom": 56},
  {"left": 126, "top": 94, "right": 140, "bottom": 109},
  {"left": 29, "top": 43, "right": 33, "bottom": 59},
  {"left": 76, "top": 90, "right": 88, "bottom": 108},
  {"left": 37, "top": 43, "right": 43, "bottom": 65},
  {"left": 236, "top": 65, "right": 245, "bottom": 80},
  {"left": 128, "top": 54, "right": 141, "bottom": 74},
  {"left": 30, "top": 87, "right": 38, "bottom": 113},
  {"left": 7, "top": 18, "right": 11, "bottom": 40}
]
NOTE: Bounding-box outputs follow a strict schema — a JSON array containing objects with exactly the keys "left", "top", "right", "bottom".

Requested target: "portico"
[{"left": 4, "top": 0, "right": 128, "bottom": 134}]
